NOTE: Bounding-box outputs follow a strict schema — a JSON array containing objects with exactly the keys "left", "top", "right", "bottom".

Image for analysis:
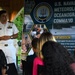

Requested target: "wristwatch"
[{"left": 10, "top": 36, "right": 13, "bottom": 39}]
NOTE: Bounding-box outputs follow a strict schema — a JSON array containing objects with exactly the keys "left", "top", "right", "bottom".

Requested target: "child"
[{"left": 22, "top": 38, "right": 39, "bottom": 75}]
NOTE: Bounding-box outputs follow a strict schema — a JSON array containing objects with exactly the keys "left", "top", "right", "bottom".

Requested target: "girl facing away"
[
  {"left": 42, "top": 41, "right": 75, "bottom": 75},
  {"left": 33, "top": 32, "right": 56, "bottom": 75}
]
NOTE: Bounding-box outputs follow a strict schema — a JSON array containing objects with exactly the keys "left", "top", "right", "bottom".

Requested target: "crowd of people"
[
  {"left": 30, "top": 24, "right": 48, "bottom": 39},
  {"left": 21, "top": 31, "right": 75, "bottom": 75},
  {"left": 0, "top": 9, "right": 75, "bottom": 75}
]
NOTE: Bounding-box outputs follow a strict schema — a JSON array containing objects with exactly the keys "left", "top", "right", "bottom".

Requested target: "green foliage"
[
  {"left": 13, "top": 7, "right": 24, "bottom": 40},
  {"left": 13, "top": 8, "right": 25, "bottom": 65}
]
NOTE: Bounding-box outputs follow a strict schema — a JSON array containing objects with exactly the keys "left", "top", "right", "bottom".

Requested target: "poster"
[{"left": 24, "top": 0, "right": 75, "bottom": 56}]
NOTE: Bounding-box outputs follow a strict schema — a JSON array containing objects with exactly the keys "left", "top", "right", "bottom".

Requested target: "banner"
[{"left": 24, "top": 0, "right": 75, "bottom": 56}]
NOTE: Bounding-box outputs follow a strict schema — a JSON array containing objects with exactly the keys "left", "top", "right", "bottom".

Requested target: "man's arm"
[
  {"left": 10, "top": 33, "right": 18, "bottom": 39},
  {"left": 0, "top": 33, "right": 18, "bottom": 40}
]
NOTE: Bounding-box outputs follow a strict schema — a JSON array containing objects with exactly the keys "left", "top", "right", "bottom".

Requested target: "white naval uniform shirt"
[{"left": 0, "top": 21, "right": 19, "bottom": 65}]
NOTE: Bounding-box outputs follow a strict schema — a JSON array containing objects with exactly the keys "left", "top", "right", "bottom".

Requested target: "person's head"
[
  {"left": 31, "top": 38, "right": 39, "bottom": 54},
  {"left": 37, "top": 27, "right": 41, "bottom": 33},
  {"left": 34, "top": 24, "right": 38, "bottom": 29},
  {"left": 42, "top": 41, "right": 75, "bottom": 75},
  {"left": 0, "top": 10, "right": 8, "bottom": 23},
  {"left": 37, "top": 32, "right": 56, "bottom": 58}
]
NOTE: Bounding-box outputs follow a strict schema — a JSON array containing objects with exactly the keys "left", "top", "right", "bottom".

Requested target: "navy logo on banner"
[{"left": 33, "top": 2, "right": 53, "bottom": 23}]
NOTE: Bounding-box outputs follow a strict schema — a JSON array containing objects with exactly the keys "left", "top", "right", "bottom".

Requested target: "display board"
[{"left": 24, "top": 0, "right": 75, "bottom": 56}]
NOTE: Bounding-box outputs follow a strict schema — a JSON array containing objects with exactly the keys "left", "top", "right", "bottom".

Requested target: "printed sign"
[{"left": 24, "top": 0, "right": 75, "bottom": 56}]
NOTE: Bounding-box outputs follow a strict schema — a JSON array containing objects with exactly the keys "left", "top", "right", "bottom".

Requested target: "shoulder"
[
  {"left": 70, "top": 63, "right": 75, "bottom": 73},
  {"left": 34, "top": 57, "right": 42, "bottom": 61},
  {"left": 26, "top": 54, "right": 36, "bottom": 61},
  {"left": 34, "top": 57, "right": 44, "bottom": 65},
  {"left": 27, "top": 54, "right": 35, "bottom": 58},
  {"left": 8, "top": 21, "right": 15, "bottom": 26},
  {"left": 8, "top": 21, "right": 13, "bottom": 24}
]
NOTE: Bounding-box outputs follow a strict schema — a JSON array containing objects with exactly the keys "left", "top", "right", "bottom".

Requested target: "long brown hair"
[{"left": 37, "top": 32, "right": 56, "bottom": 58}]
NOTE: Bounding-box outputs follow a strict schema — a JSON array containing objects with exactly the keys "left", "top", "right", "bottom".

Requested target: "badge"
[
  {"left": 33, "top": 2, "right": 53, "bottom": 23},
  {"left": 7, "top": 25, "right": 12, "bottom": 29}
]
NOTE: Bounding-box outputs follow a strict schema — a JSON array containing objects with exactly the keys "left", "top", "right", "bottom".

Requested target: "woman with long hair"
[
  {"left": 42, "top": 41, "right": 75, "bottom": 75},
  {"left": 33, "top": 32, "right": 56, "bottom": 75}
]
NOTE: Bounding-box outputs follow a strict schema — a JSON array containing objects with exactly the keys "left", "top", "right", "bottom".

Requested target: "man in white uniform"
[{"left": 0, "top": 10, "right": 19, "bottom": 66}]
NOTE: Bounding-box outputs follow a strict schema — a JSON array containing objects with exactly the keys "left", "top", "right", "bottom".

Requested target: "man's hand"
[{"left": 0, "top": 36, "right": 11, "bottom": 40}]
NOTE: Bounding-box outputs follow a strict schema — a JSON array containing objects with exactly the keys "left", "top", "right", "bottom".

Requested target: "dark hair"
[
  {"left": 42, "top": 41, "right": 75, "bottom": 75},
  {"left": 0, "top": 49, "right": 7, "bottom": 75},
  {"left": 0, "top": 10, "right": 7, "bottom": 16},
  {"left": 31, "top": 38, "right": 38, "bottom": 49}
]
